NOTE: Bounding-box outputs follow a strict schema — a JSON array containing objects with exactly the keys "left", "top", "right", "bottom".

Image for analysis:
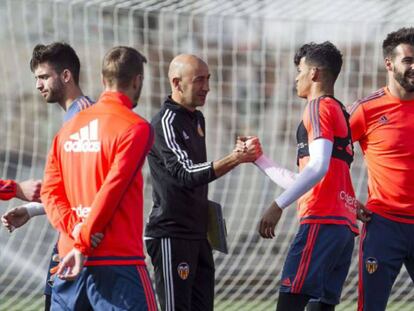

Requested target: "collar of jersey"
[
  {"left": 165, "top": 96, "right": 199, "bottom": 119},
  {"left": 98, "top": 91, "right": 133, "bottom": 109}
]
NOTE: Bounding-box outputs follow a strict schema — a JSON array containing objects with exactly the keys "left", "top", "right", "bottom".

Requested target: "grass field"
[{"left": 2, "top": 296, "right": 414, "bottom": 311}]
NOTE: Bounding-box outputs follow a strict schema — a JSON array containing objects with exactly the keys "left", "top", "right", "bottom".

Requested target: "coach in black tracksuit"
[{"left": 145, "top": 54, "right": 261, "bottom": 311}]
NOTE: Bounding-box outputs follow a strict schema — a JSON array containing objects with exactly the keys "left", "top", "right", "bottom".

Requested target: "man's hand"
[
  {"left": 15, "top": 179, "right": 42, "bottom": 202},
  {"left": 356, "top": 201, "right": 372, "bottom": 223},
  {"left": 56, "top": 248, "right": 85, "bottom": 281},
  {"left": 258, "top": 201, "right": 283, "bottom": 239},
  {"left": 235, "top": 136, "right": 263, "bottom": 163},
  {"left": 72, "top": 223, "right": 104, "bottom": 249},
  {"left": 1, "top": 206, "right": 31, "bottom": 232}
]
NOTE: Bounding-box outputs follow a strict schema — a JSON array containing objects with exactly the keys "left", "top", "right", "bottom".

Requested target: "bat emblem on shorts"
[
  {"left": 365, "top": 257, "right": 378, "bottom": 274},
  {"left": 177, "top": 262, "right": 190, "bottom": 280}
]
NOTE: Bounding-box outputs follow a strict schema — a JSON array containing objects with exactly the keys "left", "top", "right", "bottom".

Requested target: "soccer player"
[
  {"left": 348, "top": 27, "right": 414, "bottom": 311},
  {"left": 255, "top": 42, "right": 358, "bottom": 311},
  {"left": 41, "top": 46, "right": 157, "bottom": 310},
  {"left": 1, "top": 42, "right": 95, "bottom": 311},
  {"left": 0, "top": 178, "right": 41, "bottom": 202},
  {"left": 145, "top": 54, "right": 262, "bottom": 311}
]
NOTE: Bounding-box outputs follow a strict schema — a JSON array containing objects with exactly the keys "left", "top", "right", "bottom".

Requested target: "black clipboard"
[{"left": 207, "top": 200, "right": 228, "bottom": 254}]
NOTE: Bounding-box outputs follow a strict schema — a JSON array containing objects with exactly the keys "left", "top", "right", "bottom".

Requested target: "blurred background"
[{"left": 0, "top": 0, "right": 413, "bottom": 310}]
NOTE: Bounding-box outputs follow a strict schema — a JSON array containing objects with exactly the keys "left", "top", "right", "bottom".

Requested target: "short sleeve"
[
  {"left": 347, "top": 102, "right": 367, "bottom": 143},
  {"left": 303, "top": 98, "right": 335, "bottom": 143}
]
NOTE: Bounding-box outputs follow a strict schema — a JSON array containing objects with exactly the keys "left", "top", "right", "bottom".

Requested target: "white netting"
[{"left": 1, "top": 0, "right": 414, "bottom": 310}]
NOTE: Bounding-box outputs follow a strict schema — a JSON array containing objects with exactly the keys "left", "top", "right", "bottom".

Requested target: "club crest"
[
  {"left": 365, "top": 257, "right": 378, "bottom": 274},
  {"left": 177, "top": 262, "right": 190, "bottom": 280}
]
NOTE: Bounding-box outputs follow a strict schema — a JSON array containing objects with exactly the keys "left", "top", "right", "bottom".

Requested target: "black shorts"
[
  {"left": 44, "top": 243, "right": 59, "bottom": 296},
  {"left": 146, "top": 238, "right": 214, "bottom": 311}
]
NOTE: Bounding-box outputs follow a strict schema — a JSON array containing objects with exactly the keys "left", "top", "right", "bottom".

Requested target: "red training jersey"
[
  {"left": 298, "top": 97, "right": 358, "bottom": 234},
  {"left": 41, "top": 91, "right": 153, "bottom": 266},
  {"left": 0, "top": 179, "right": 17, "bottom": 200},
  {"left": 349, "top": 87, "right": 414, "bottom": 223}
]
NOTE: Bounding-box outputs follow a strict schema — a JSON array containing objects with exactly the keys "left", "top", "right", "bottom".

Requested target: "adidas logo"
[
  {"left": 64, "top": 119, "right": 101, "bottom": 152},
  {"left": 281, "top": 277, "right": 291, "bottom": 287},
  {"left": 183, "top": 130, "right": 190, "bottom": 140},
  {"left": 378, "top": 115, "right": 388, "bottom": 124}
]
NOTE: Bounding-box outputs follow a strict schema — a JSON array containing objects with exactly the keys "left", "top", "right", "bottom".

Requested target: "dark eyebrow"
[
  {"left": 36, "top": 74, "right": 49, "bottom": 79},
  {"left": 401, "top": 56, "right": 414, "bottom": 62},
  {"left": 193, "top": 74, "right": 210, "bottom": 81}
]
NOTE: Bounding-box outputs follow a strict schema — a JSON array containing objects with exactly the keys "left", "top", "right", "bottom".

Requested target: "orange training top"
[
  {"left": 41, "top": 91, "right": 153, "bottom": 266},
  {"left": 297, "top": 96, "right": 358, "bottom": 234},
  {"left": 349, "top": 87, "right": 414, "bottom": 223}
]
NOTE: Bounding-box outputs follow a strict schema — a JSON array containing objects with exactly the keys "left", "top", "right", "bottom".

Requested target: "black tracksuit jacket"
[{"left": 145, "top": 97, "right": 217, "bottom": 239}]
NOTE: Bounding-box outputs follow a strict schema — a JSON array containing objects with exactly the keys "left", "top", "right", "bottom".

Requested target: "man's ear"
[
  {"left": 172, "top": 77, "right": 181, "bottom": 92},
  {"left": 384, "top": 57, "right": 393, "bottom": 72},
  {"left": 61, "top": 69, "right": 72, "bottom": 83},
  {"left": 311, "top": 67, "right": 320, "bottom": 82}
]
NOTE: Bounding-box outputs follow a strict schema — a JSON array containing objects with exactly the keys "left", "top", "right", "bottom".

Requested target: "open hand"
[
  {"left": 56, "top": 248, "right": 85, "bottom": 281},
  {"left": 258, "top": 201, "right": 283, "bottom": 239}
]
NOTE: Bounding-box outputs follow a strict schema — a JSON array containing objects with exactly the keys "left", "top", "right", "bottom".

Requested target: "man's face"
[
  {"left": 390, "top": 44, "right": 414, "bottom": 93},
  {"left": 180, "top": 62, "right": 210, "bottom": 109},
  {"left": 295, "top": 57, "right": 313, "bottom": 99},
  {"left": 34, "top": 62, "right": 65, "bottom": 103}
]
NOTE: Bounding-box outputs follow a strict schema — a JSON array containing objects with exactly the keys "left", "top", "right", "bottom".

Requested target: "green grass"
[{"left": 1, "top": 296, "right": 414, "bottom": 311}]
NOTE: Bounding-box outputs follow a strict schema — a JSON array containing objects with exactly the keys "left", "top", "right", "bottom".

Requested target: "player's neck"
[
  {"left": 171, "top": 94, "right": 196, "bottom": 112},
  {"left": 60, "top": 86, "right": 84, "bottom": 111},
  {"left": 387, "top": 80, "right": 414, "bottom": 101},
  {"left": 306, "top": 85, "right": 334, "bottom": 101}
]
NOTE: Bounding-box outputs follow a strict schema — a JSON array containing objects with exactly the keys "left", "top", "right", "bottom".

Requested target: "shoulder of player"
[
  {"left": 347, "top": 88, "right": 386, "bottom": 115},
  {"left": 304, "top": 96, "right": 334, "bottom": 118},
  {"left": 73, "top": 96, "right": 95, "bottom": 111}
]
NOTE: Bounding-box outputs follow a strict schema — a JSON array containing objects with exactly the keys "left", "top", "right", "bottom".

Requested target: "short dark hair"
[
  {"left": 30, "top": 42, "right": 81, "bottom": 84},
  {"left": 383, "top": 27, "right": 414, "bottom": 59},
  {"left": 102, "top": 46, "right": 147, "bottom": 89},
  {"left": 294, "top": 41, "right": 343, "bottom": 81}
]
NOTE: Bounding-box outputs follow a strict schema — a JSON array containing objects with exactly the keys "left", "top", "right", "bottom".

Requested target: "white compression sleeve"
[
  {"left": 254, "top": 155, "right": 298, "bottom": 189},
  {"left": 23, "top": 202, "right": 46, "bottom": 218},
  {"left": 275, "top": 138, "right": 333, "bottom": 209}
]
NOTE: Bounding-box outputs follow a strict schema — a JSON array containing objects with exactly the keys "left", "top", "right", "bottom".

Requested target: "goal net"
[{"left": 1, "top": 0, "right": 413, "bottom": 310}]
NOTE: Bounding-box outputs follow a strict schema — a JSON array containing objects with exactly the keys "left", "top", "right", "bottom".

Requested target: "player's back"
[{"left": 53, "top": 91, "right": 153, "bottom": 265}]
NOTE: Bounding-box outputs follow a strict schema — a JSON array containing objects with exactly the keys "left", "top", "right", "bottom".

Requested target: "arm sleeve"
[
  {"left": 41, "top": 136, "right": 79, "bottom": 234},
  {"left": 154, "top": 116, "right": 216, "bottom": 188},
  {"left": 347, "top": 103, "right": 367, "bottom": 143},
  {"left": 74, "top": 122, "right": 154, "bottom": 254},
  {"left": 254, "top": 155, "right": 298, "bottom": 189},
  {"left": 0, "top": 179, "right": 17, "bottom": 200},
  {"left": 275, "top": 138, "right": 332, "bottom": 208}
]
